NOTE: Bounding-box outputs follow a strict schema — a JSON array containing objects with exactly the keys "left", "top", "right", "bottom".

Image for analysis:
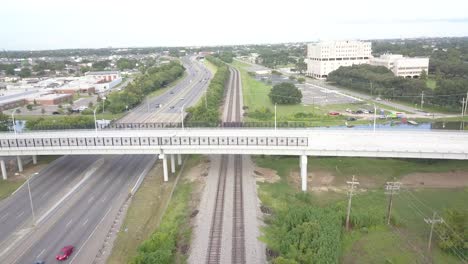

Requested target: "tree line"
[
  {"left": 102, "top": 61, "right": 185, "bottom": 114},
  {"left": 185, "top": 56, "right": 229, "bottom": 124},
  {"left": 327, "top": 64, "right": 468, "bottom": 111}
]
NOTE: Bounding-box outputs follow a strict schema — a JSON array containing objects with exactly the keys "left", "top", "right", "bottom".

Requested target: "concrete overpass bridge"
[{"left": 1, "top": 128, "right": 467, "bottom": 191}]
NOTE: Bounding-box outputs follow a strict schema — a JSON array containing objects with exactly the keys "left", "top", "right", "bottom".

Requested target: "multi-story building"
[
  {"left": 306, "top": 40, "right": 372, "bottom": 79},
  {"left": 370, "top": 54, "right": 429, "bottom": 78}
]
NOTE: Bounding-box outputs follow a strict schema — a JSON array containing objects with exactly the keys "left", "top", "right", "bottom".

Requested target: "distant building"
[
  {"left": 26, "top": 93, "right": 72, "bottom": 106},
  {"left": 370, "top": 54, "right": 429, "bottom": 78},
  {"left": 85, "top": 71, "right": 121, "bottom": 82},
  {"left": 306, "top": 40, "right": 372, "bottom": 79},
  {"left": 84, "top": 71, "right": 122, "bottom": 93}
]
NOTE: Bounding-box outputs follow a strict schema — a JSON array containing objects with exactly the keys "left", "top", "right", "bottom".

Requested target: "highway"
[
  {"left": 118, "top": 56, "right": 212, "bottom": 123},
  {"left": 0, "top": 54, "right": 212, "bottom": 263},
  {"left": 7, "top": 155, "right": 155, "bottom": 264},
  {"left": 0, "top": 156, "right": 97, "bottom": 247}
]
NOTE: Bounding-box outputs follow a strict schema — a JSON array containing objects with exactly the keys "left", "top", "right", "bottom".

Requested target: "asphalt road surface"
[
  {"left": 5, "top": 155, "right": 154, "bottom": 264},
  {"left": 0, "top": 55, "right": 212, "bottom": 263},
  {"left": 118, "top": 56, "right": 211, "bottom": 123},
  {"left": 0, "top": 156, "right": 97, "bottom": 248}
]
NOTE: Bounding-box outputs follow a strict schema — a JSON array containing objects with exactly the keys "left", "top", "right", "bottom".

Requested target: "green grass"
[
  {"left": 203, "top": 59, "right": 217, "bottom": 75},
  {"left": 0, "top": 180, "right": 24, "bottom": 200},
  {"left": 232, "top": 61, "right": 368, "bottom": 125},
  {"left": 109, "top": 155, "right": 202, "bottom": 264},
  {"left": 253, "top": 155, "right": 468, "bottom": 263},
  {"left": 426, "top": 78, "right": 437, "bottom": 90}
]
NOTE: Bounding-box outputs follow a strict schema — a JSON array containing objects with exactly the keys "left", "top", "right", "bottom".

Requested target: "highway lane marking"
[
  {"left": 16, "top": 211, "right": 24, "bottom": 219},
  {"left": 69, "top": 206, "right": 113, "bottom": 264},
  {"left": 36, "top": 249, "right": 45, "bottom": 259},
  {"left": 66, "top": 219, "right": 73, "bottom": 227},
  {"left": 88, "top": 196, "right": 95, "bottom": 204},
  {"left": 0, "top": 213, "right": 9, "bottom": 221},
  {"left": 40, "top": 190, "right": 50, "bottom": 199},
  {"left": 35, "top": 159, "right": 104, "bottom": 225},
  {"left": 82, "top": 218, "right": 88, "bottom": 226}
]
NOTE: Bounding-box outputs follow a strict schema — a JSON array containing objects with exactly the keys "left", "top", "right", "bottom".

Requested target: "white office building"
[
  {"left": 306, "top": 40, "right": 372, "bottom": 79},
  {"left": 370, "top": 54, "right": 429, "bottom": 78}
]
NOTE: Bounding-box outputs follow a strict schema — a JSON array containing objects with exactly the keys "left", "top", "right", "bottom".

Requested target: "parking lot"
[{"left": 254, "top": 73, "right": 361, "bottom": 106}]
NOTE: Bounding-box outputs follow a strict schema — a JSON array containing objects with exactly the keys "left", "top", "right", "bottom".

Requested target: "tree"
[
  {"left": 295, "top": 58, "right": 307, "bottom": 74},
  {"left": 0, "top": 113, "right": 10, "bottom": 131},
  {"left": 41, "top": 108, "right": 46, "bottom": 114},
  {"left": 420, "top": 70, "right": 428, "bottom": 80},
  {"left": 269, "top": 82, "right": 302, "bottom": 104},
  {"left": 18, "top": 67, "right": 32, "bottom": 78},
  {"left": 435, "top": 209, "right": 467, "bottom": 256},
  {"left": 26, "top": 104, "right": 33, "bottom": 111},
  {"left": 297, "top": 77, "right": 305, "bottom": 84},
  {"left": 88, "top": 102, "right": 94, "bottom": 108}
]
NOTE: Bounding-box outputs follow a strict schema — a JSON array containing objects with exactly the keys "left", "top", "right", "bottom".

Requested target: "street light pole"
[
  {"left": 27, "top": 172, "right": 37, "bottom": 226},
  {"left": 11, "top": 108, "right": 18, "bottom": 135},
  {"left": 373, "top": 103, "right": 377, "bottom": 132},
  {"left": 274, "top": 103, "right": 277, "bottom": 130},
  {"left": 181, "top": 104, "right": 185, "bottom": 130},
  {"left": 102, "top": 97, "right": 106, "bottom": 113},
  {"left": 93, "top": 107, "right": 98, "bottom": 133}
]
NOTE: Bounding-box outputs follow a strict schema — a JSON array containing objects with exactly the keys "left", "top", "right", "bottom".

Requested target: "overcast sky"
[{"left": 1, "top": 0, "right": 468, "bottom": 50}]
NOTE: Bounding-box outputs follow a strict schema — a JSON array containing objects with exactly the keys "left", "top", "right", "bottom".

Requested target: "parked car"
[
  {"left": 355, "top": 110, "right": 363, "bottom": 114},
  {"left": 346, "top": 117, "right": 357, "bottom": 121},
  {"left": 328, "top": 111, "right": 340, "bottom": 116},
  {"left": 345, "top": 108, "right": 352, "bottom": 113},
  {"left": 33, "top": 261, "right": 45, "bottom": 264},
  {"left": 52, "top": 111, "right": 60, "bottom": 115},
  {"left": 56, "top": 245, "right": 74, "bottom": 261}
]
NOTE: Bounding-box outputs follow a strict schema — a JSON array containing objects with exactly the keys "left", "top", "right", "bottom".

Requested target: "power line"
[
  {"left": 345, "top": 175, "right": 359, "bottom": 231},
  {"left": 385, "top": 180, "right": 401, "bottom": 225}
]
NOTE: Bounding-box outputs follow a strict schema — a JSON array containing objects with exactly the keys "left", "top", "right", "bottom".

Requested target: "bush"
[
  {"left": 247, "top": 107, "right": 274, "bottom": 120},
  {"left": 269, "top": 82, "right": 302, "bottom": 104},
  {"left": 186, "top": 56, "right": 229, "bottom": 124},
  {"left": 297, "top": 77, "right": 305, "bottom": 84}
]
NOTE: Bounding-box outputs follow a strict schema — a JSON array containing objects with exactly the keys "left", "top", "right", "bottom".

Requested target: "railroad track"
[
  {"left": 206, "top": 155, "right": 228, "bottom": 264},
  {"left": 206, "top": 67, "right": 246, "bottom": 264}
]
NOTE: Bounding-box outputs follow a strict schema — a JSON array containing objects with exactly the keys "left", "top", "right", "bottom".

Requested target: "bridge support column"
[
  {"left": 17, "top": 156, "right": 23, "bottom": 172},
  {"left": 32, "top": 155, "right": 37, "bottom": 165},
  {"left": 170, "top": 154, "right": 176, "bottom": 174},
  {"left": 159, "top": 154, "right": 168, "bottom": 182},
  {"left": 1, "top": 160, "right": 7, "bottom": 180},
  {"left": 300, "top": 155, "right": 308, "bottom": 192},
  {"left": 177, "top": 154, "right": 182, "bottom": 166}
]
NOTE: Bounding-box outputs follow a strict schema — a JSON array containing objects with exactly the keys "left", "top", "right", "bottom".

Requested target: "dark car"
[
  {"left": 33, "top": 261, "right": 45, "bottom": 264},
  {"left": 355, "top": 110, "right": 363, "bottom": 114},
  {"left": 346, "top": 117, "right": 357, "bottom": 121},
  {"left": 56, "top": 245, "right": 74, "bottom": 261},
  {"left": 52, "top": 111, "right": 60, "bottom": 115}
]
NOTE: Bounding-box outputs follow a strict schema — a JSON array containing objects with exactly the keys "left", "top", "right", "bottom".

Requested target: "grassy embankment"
[
  {"left": 203, "top": 59, "right": 218, "bottom": 75},
  {"left": 233, "top": 61, "right": 397, "bottom": 126},
  {"left": 255, "top": 156, "right": 468, "bottom": 263},
  {"left": 108, "top": 155, "right": 204, "bottom": 264}
]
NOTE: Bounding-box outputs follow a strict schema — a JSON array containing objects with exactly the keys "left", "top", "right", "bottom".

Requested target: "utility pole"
[
  {"left": 370, "top": 81, "right": 373, "bottom": 96},
  {"left": 424, "top": 212, "right": 443, "bottom": 252},
  {"left": 420, "top": 91, "right": 425, "bottom": 110},
  {"left": 345, "top": 175, "right": 359, "bottom": 231},
  {"left": 461, "top": 98, "right": 465, "bottom": 130},
  {"left": 385, "top": 180, "right": 401, "bottom": 225}
]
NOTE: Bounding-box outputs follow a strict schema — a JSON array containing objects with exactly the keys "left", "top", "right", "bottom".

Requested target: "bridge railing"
[{"left": 9, "top": 121, "right": 468, "bottom": 133}]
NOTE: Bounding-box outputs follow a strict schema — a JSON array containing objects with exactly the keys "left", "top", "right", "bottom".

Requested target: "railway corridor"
[{"left": 189, "top": 67, "right": 266, "bottom": 264}]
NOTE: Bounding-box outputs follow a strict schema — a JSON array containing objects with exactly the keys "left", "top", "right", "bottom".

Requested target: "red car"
[
  {"left": 328, "top": 111, "right": 340, "bottom": 116},
  {"left": 56, "top": 245, "right": 74, "bottom": 261}
]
